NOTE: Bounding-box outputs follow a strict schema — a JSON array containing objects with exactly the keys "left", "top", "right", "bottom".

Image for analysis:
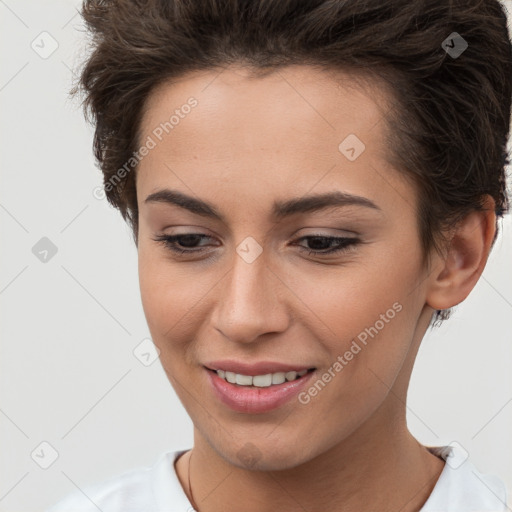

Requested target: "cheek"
[
  {"left": 137, "top": 244, "right": 223, "bottom": 373},
  {"left": 302, "top": 255, "right": 421, "bottom": 396},
  {"left": 138, "top": 246, "right": 197, "bottom": 345},
  {"left": 305, "top": 302, "right": 414, "bottom": 440},
  {"left": 280, "top": 249, "right": 414, "bottom": 343}
]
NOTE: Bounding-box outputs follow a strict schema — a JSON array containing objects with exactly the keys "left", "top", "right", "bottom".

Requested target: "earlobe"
[{"left": 425, "top": 196, "right": 496, "bottom": 311}]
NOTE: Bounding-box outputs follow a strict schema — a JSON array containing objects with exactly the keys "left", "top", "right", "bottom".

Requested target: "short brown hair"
[{"left": 72, "top": 0, "right": 512, "bottom": 326}]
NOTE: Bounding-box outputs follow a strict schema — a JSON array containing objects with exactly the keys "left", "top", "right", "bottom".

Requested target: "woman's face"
[{"left": 136, "top": 65, "right": 437, "bottom": 469}]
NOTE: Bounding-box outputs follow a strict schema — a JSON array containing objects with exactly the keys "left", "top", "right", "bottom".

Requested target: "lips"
[
  {"left": 204, "top": 359, "right": 316, "bottom": 375},
  {"left": 205, "top": 366, "right": 317, "bottom": 413}
]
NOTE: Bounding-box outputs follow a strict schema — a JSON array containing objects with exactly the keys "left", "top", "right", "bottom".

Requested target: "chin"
[{"left": 211, "top": 435, "right": 316, "bottom": 471}]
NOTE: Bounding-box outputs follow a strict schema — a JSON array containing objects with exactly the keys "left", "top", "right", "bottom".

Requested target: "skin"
[{"left": 135, "top": 65, "right": 496, "bottom": 512}]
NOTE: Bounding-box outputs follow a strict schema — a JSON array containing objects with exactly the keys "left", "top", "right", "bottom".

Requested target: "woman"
[{"left": 48, "top": 0, "right": 511, "bottom": 510}]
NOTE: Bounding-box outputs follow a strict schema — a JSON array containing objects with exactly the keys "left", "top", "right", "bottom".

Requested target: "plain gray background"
[{"left": 1, "top": 1, "right": 511, "bottom": 510}]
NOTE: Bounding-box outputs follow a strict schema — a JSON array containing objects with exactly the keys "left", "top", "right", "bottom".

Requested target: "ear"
[{"left": 425, "top": 195, "right": 497, "bottom": 311}]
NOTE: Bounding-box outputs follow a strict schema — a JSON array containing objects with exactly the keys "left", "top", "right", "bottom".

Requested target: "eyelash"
[{"left": 152, "top": 233, "right": 360, "bottom": 257}]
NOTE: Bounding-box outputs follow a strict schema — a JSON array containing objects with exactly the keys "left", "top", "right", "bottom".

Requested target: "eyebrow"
[{"left": 144, "top": 188, "right": 381, "bottom": 222}]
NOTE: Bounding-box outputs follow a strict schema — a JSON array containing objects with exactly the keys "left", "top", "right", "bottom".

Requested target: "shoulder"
[
  {"left": 421, "top": 444, "right": 509, "bottom": 511},
  {"left": 45, "top": 449, "right": 189, "bottom": 512}
]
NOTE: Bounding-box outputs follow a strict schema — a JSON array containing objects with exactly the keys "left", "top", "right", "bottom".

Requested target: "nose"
[{"left": 211, "top": 249, "right": 290, "bottom": 344}]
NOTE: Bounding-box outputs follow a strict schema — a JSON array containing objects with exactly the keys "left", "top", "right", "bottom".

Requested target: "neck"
[{"left": 176, "top": 410, "right": 445, "bottom": 512}]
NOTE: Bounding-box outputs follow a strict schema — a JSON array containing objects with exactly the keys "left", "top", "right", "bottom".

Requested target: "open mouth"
[{"left": 204, "top": 366, "right": 316, "bottom": 388}]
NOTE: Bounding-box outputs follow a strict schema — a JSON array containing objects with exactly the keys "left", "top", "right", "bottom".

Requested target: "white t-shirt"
[{"left": 46, "top": 444, "right": 509, "bottom": 511}]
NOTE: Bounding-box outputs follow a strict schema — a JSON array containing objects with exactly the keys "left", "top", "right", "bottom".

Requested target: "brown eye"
[
  {"left": 152, "top": 233, "right": 214, "bottom": 254},
  {"left": 294, "top": 236, "right": 360, "bottom": 256}
]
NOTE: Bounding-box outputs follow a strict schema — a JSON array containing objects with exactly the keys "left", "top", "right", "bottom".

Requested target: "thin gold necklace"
[{"left": 187, "top": 450, "right": 199, "bottom": 511}]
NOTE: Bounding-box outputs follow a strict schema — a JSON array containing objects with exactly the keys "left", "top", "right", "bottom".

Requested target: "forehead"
[
  {"left": 136, "top": 65, "right": 411, "bottom": 219},
  {"left": 140, "top": 64, "right": 391, "bottom": 152}
]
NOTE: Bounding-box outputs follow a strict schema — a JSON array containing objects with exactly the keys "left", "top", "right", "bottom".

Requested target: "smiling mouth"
[{"left": 204, "top": 367, "right": 316, "bottom": 387}]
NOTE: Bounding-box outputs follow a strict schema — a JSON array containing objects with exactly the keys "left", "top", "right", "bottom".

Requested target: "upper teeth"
[{"left": 216, "top": 369, "right": 308, "bottom": 387}]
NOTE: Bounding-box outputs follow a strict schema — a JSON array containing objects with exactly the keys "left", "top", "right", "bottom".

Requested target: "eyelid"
[
  {"left": 294, "top": 226, "right": 360, "bottom": 237},
  {"left": 152, "top": 231, "right": 362, "bottom": 258}
]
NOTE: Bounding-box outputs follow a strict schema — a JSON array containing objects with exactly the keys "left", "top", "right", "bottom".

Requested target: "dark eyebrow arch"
[{"left": 144, "top": 188, "right": 381, "bottom": 222}]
